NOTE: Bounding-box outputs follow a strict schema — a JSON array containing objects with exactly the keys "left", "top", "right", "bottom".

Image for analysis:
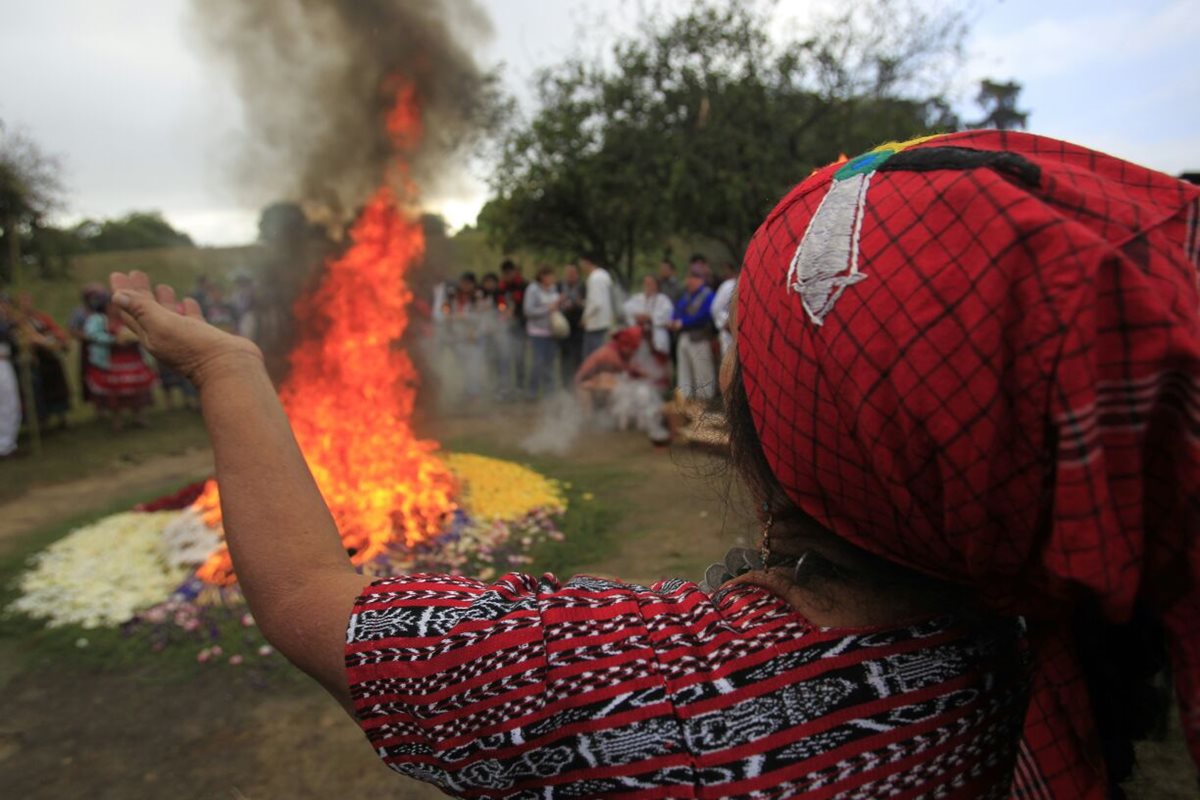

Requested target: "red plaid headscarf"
[{"left": 738, "top": 130, "right": 1200, "bottom": 798}]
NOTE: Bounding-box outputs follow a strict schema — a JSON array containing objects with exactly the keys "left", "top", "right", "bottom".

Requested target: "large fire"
[{"left": 195, "top": 83, "right": 457, "bottom": 585}]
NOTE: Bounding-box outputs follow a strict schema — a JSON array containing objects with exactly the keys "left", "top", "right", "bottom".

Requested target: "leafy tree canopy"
[
  {"left": 482, "top": 0, "right": 968, "bottom": 284},
  {"left": 969, "top": 78, "right": 1029, "bottom": 131},
  {"left": 0, "top": 121, "right": 65, "bottom": 283},
  {"left": 73, "top": 210, "right": 195, "bottom": 252}
]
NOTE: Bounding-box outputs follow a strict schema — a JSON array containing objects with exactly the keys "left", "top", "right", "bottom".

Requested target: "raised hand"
[{"left": 109, "top": 270, "right": 262, "bottom": 387}]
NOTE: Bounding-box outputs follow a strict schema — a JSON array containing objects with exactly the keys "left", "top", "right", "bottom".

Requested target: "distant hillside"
[{"left": 24, "top": 245, "right": 267, "bottom": 324}]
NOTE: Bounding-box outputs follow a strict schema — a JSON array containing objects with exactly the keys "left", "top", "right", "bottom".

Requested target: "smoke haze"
[
  {"left": 188, "top": 0, "right": 495, "bottom": 222},
  {"left": 521, "top": 392, "right": 588, "bottom": 456}
]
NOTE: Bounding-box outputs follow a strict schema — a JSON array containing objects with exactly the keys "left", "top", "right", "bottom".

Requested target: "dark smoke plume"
[
  {"left": 189, "top": 0, "right": 495, "bottom": 221},
  {"left": 188, "top": 0, "right": 497, "bottom": 381}
]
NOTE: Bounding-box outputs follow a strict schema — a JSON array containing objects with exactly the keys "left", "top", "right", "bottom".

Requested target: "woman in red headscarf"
[{"left": 107, "top": 131, "right": 1198, "bottom": 799}]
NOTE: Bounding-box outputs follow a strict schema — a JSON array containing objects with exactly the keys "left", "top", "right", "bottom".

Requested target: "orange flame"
[
  {"left": 192, "top": 480, "right": 223, "bottom": 528},
  {"left": 194, "top": 82, "right": 456, "bottom": 585}
]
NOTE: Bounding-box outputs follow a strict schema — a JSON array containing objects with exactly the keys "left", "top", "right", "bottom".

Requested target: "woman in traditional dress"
[
  {"left": 84, "top": 293, "right": 157, "bottom": 430},
  {"left": 15, "top": 292, "right": 72, "bottom": 428},
  {"left": 68, "top": 283, "right": 106, "bottom": 405},
  {"left": 109, "top": 131, "right": 1199, "bottom": 798}
]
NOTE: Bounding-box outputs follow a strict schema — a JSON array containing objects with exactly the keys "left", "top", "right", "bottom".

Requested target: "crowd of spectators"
[
  {"left": 430, "top": 254, "right": 737, "bottom": 444},
  {"left": 0, "top": 254, "right": 737, "bottom": 457},
  {"left": 0, "top": 272, "right": 260, "bottom": 457}
]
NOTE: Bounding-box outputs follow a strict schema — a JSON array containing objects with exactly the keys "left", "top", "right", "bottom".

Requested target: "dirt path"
[{"left": 0, "top": 448, "right": 213, "bottom": 555}]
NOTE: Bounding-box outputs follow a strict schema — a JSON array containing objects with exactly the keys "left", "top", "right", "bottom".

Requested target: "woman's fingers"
[
  {"left": 116, "top": 309, "right": 147, "bottom": 340},
  {"left": 129, "top": 270, "right": 153, "bottom": 293},
  {"left": 155, "top": 284, "right": 178, "bottom": 310},
  {"left": 112, "top": 276, "right": 170, "bottom": 329},
  {"left": 111, "top": 271, "right": 156, "bottom": 303},
  {"left": 110, "top": 271, "right": 135, "bottom": 295},
  {"left": 181, "top": 297, "right": 204, "bottom": 320}
]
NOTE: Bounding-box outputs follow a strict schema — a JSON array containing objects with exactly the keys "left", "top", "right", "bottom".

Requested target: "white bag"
[{"left": 549, "top": 310, "right": 571, "bottom": 339}]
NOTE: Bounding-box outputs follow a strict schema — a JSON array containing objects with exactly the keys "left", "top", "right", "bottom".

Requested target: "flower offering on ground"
[
  {"left": 10, "top": 512, "right": 187, "bottom": 629},
  {"left": 443, "top": 453, "right": 567, "bottom": 520},
  {"left": 5, "top": 453, "right": 570, "bottom": 657}
]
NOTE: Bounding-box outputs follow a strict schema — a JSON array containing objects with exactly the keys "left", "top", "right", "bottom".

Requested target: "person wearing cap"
[
  {"left": 669, "top": 261, "right": 717, "bottom": 400},
  {"left": 106, "top": 131, "right": 1199, "bottom": 798}
]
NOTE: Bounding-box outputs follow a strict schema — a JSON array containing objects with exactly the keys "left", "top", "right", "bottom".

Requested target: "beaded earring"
[{"left": 758, "top": 502, "right": 774, "bottom": 568}]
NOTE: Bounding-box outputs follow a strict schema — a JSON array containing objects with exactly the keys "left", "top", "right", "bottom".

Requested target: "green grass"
[
  {"left": 20, "top": 245, "right": 267, "bottom": 323},
  {"left": 0, "top": 407, "right": 210, "bottom": 503}
]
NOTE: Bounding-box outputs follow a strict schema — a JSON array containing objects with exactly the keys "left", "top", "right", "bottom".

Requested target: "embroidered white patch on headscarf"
[{"left": 786, "top": 171, "right": 872, "bottom": 326}]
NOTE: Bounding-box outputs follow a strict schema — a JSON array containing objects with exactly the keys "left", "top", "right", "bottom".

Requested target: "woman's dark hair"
[
  {"left": 725, "top": 357, "right": 1170, "bottom": 785},
  {"left": 536, "top": 265, "right": 556, "bottom": 281},
  {"left": 725, "top": 358, "right": 964, "bottom": 601},
  {"left": 89, "top": 292, "right": 110, "bottom": 313}
]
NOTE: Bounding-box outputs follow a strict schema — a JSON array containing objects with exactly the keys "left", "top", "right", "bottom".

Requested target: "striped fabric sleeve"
[
  {"left": 345, "top": 572, "right": 1027, "bottom": 799},
  {"left": 344, "top": 572, "right": 701, "bottom": 798}
]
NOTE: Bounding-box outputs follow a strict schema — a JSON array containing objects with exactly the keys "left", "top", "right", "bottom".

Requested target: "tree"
[
  {"left": 74, "top": 211, "right": 194, "bottom": 251},
  {"left": 480, "top": 62, "right": 671, "bottom": 283},
  {"left": 969, "top": 79, "right": 1028, "bottom": 131},
  {"left": 0, "top": 122, "right": 63, "bottom": 285},
  {"left": 483, "top": 0, "right": 966, "bottom": 283}
]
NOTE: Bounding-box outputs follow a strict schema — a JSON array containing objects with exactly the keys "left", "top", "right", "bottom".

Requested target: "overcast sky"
[{"left": 1, "top": 0, "right": 1197, "bottom": 246}]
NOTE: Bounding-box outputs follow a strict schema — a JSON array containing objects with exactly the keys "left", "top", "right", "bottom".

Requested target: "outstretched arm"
[{"left": 110, "top": 271, "right": 365, "bottom": 711}]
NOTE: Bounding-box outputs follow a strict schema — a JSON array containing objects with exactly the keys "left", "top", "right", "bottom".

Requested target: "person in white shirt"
[
  {"left": 710, "top": 261, "right": 738, "bottom": 359},
  {"left": 580, "top": 256, "right": 614, "bottom": 359},
  {"left": 623, "top": 275, "right": 674, "bottom": 356},
  {"left": 522, "top": 266, "right": 562, "bottom": 400}
]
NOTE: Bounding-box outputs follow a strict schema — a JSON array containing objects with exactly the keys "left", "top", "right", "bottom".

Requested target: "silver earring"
[{"left": 758, "top": 504, "right": 774, "bottom": 567}]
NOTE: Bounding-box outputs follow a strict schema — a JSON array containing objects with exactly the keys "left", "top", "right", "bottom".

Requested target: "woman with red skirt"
[{"left": 83, "top": 293, "right": 156, "bottom": 430}]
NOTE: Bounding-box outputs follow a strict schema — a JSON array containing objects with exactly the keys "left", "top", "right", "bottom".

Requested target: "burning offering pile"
[{"left": 7, "top": 84, "right": 571, "bottom": 655}]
